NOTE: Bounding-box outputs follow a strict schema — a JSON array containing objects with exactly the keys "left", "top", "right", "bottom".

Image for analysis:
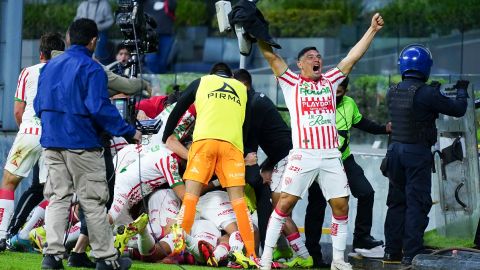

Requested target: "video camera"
[
  {"left": 116, "top": 0, "right": 158, "bottom": 77},
  {"left": 113, "top": 1, "right": 162, "bottom": 135}
]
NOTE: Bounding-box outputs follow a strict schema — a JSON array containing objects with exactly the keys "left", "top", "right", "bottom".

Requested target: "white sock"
[
  {"left": 160, "top": 233, "right": 175, "bottom": 254},
  {"left": 65, "top": 222, "right": 81, "bottom": 247},
  {"left": 18, "top": 200, "right": 48, "bottom": 240},
  {"left": 229, "top": 231, "right": 244, "bottom": 252},
  {"left": 331, "top": 215, "right": 348, "bottom": 261},
  {"left": 0, "top": 189, "right": 15, "bottom": 239},
  {"left": 138, "top": 229, "right": 156, "bottom": 255},
  {"left": 185, "top": 233, "right": 202, "bottom": 258},
  {"left": 214, "top": 243, "right": 230, "bottom": 262},
  {"left": 287, "top": 232, "right": 309, "bottom": 259},
  {"left": 261, "top": 208, "right": 287, "bottom": 268}
]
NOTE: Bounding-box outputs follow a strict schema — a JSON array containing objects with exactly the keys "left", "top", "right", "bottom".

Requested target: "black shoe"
[
  {"left": 311, "top": 255, "right": 330, "bottom": 268},
  {"left": 383, "top": 252, "right": 402, "bottom": 263},
  {"left": 353, "top": 235, "right": 384, "bottom": 249},
  {"left": 0, "top": 238, "right": 6, "bottom": 252},
  {"left": 42, "top": 255, "right": 65, "bottom": 269},
  {"left": 401, "top": 256, "right": 412, "bottom": 265},
  {"left": 96, "top": 257, "right": 132, "bottom": 270},
  {"left": 68, "top": 252, "right": 96, "bottom": 268}
]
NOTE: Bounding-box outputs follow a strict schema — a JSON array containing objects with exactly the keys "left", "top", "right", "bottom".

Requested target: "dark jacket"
[
  {"left": 228, "top": 0, "right": 281, "bottom": 49},
  {"left": 245, "top": 89, "right": 292, "bottom": 171}
]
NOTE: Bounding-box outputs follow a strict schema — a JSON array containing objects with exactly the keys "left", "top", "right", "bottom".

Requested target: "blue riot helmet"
[{"left": 398, "top": 44, "right": 433, "bottom": 81}]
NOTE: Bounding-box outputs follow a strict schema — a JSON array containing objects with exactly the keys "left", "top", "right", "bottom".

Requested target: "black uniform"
[
  {"left": 244, "top": 88, "right": 292, "bottom": 249},
  {"left": 384, "top": 78, "right": 467, "bottom": 263}
]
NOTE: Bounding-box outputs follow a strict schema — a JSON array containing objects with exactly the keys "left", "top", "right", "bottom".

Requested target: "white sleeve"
[{"left": 323, "top": 67, "right": 346, "bottom": 94}]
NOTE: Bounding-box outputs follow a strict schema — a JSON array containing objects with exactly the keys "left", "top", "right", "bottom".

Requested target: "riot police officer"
[{"left": 383, "top": 44, "right": 469, "bottom": 265}]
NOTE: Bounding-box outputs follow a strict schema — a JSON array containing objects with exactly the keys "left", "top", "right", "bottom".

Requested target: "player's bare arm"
[
  {"left": 337, "top": 13, "right": 384, "bottom": 75},
  {"left": 258, "top": 40, "right": 288, "bottom": 77},
  {"left": 13, "top": 101, "right": 26, "bottom": 126}
]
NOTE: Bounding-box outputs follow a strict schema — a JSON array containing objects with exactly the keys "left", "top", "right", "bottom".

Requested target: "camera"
[
  {"left": 116, "top": 0, "right": 158, "bottom": 56},
  {"left": 114, "top": 1, "right": 162, "bottom": 135}
]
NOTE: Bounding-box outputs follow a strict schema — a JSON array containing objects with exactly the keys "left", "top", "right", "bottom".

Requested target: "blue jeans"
[
  {"left": 145, "top": 34, "right": 174, "bottom": 74},
  {"left": 95, "top": 31, "right": 110, "bottom": 65}
]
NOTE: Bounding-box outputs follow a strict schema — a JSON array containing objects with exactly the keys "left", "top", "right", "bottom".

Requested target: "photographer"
[{"left": 34, "top": 19, "right": 141, "bottom": 270}]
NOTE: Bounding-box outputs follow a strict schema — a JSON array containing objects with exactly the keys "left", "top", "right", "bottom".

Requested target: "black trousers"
[
  {"left": 474, "top": 218, "right": 480, "bottom": 247},
  {"left": 8, "top": 162, "right": 45, "bottom": 236},
  {"left": 384, "top": 143, "right": 432, "bottom": 258},
  {"left": 245, "top": 165, "right": 272, "bottom": 249},
  {"left": 305, "top": 155, "right": 375, "bottom": 262}
]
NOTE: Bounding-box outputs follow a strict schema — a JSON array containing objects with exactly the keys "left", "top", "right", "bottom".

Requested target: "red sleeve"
[
  {"left": 187, "top": 104, "right": 196, "bottom": 117},
  {"left": 136, "top": 96, "right": 168, "bottom": 118}
]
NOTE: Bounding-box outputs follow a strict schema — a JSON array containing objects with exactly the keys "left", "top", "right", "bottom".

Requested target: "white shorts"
[
  {"left": 4, "top": 132, "right": 44, "bottom": 179},
  {"left": 281, "top": 148, "right": 350, "bottom": 201},
  {"left": 190, "top": 219, "right": 221, "bottom": 248},
  {"left": 196, "top": 191, "right": 236, "bottom": 231},
  {"left": 148, "top": 189, "right": 181, "bottom": 238},
  {"left": 270, "top": 157, "right": 288, "bottom": 193}
]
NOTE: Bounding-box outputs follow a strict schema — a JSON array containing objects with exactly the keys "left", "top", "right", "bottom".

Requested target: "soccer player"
[
  {"left": 257, "top": 13, "right": 384, "bottom": 270},
  {"left": 162, "top": 63, "right": 257, "bottom": 262},
  {"left": 0, "top": 33, "right": 65, "bottom": 251}
]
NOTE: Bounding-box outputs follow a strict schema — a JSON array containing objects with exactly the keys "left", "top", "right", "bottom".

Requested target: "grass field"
[{"left": 0, "top": 251, "right": 331, "bottom": 270}]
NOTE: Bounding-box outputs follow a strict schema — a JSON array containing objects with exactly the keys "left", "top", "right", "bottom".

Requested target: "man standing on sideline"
[
  {"left": 305, "top": 77, "right": 391, "bottom": 267},
  {"left": 384, "top": 44, "right": 468, "bottom": 266},
  {"left": 162, "top": 63, "right": 258, "bottom": 266},
  {"left": 34, "top": 19, "right": 140, "bottom": 270},
  {"left": 257, "top": 13, "right": 384, "bottom": 270},
  {"left": 75, "top": 0, "right": 114, "bottom": 65},
  {"left": 0, "top": 32, "right": 65, "bottom": 251}
]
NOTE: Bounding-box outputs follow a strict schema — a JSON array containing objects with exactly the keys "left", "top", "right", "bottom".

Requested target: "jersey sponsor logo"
[
  {"left": 288, "top": 165, "right": 301, "bottom": 172},
  {"left": 218, "top": 208, "right": 234, "bottom": 216},
  {"left": 289, "top": 154, "right": 302, "bottom": 161},
  {"left": 168, "top": 199, "right": 180, "bottom": 208},
  {"left": 299, "top": 86, "right": 331, "bottom": 96},
  {"left": 284, "top": 177, "right": 293, "bottom": 186},
  {"left": 207, "top": 82, "right": 241, "bottom": 105},
  {"left": 308, "top": 114, "right": 333, "bottom": 126},
  {"left": 301, "top": 98, "right": 334, "bottom": 113}
]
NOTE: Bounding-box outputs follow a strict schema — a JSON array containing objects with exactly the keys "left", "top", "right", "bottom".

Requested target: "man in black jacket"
[{"left": 305, "top": 77, "right": 391, "bottom": 266}]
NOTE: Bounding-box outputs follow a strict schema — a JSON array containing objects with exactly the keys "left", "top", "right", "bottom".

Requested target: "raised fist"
[{"left": 371, "top": 13, "right": 384, "bottom": 32}]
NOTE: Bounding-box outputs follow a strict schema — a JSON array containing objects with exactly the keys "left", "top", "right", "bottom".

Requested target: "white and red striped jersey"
[
  {"left": 115, "top": 145, "right": 183, "bottom": 207},
  {"left": 15, "top": 63, "right": 45, "bottom": 135},
  {"left": 278, "top": 67, "right": 345, "bottom": 151}
]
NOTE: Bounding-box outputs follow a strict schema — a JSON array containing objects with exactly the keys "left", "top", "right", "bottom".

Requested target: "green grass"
[
  {"left": 0, "top": 251, "right": 330, "bottom": 270},
  {"left": 0, "top": 250, "right": 223, "bottom": 270},
  {"left": 424, "top": 229, "right": 476, "bottom": 249}
]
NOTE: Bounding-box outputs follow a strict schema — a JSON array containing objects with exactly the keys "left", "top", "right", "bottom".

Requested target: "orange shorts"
[{"left": 183, "top": 139, "right": 245, "bottom": 188}]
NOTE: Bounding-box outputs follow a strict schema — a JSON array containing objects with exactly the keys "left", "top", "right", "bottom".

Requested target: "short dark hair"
[
  {"left": 233, "top": 69, "right": 252, "bottom": 87},
  {"left": 40, "top": 32, "right": 65, "bottom": 60},
  {"left": 116, "top": 43, "right": 130, "bottom": 54},
  {"left": 297, "top": 46, "right": 319, "bottom": 60},
  {"left": 210, "top": 62, "right": 233, "bottom": 77},
  {"left": 339, "top": 76, "right": 349, "bottom": 89},
  {"left": 67, "top": 18, "right": 98, "bottom": 46}
]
